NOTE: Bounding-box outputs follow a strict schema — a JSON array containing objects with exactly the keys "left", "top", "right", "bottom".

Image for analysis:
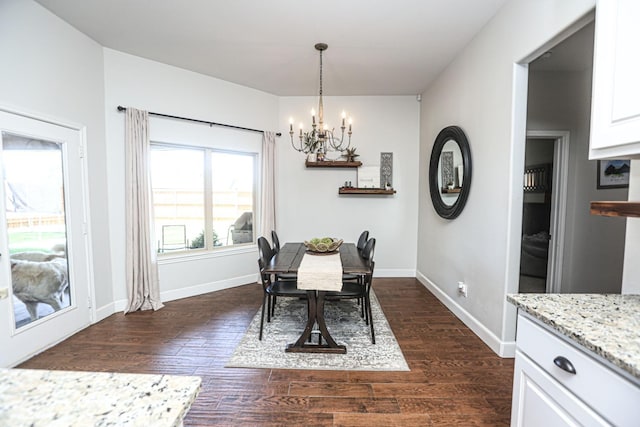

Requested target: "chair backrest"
[
  {"left": 271, "top": 230, "right": 281, "bottom": 253},
  {"left": 362, "top": 238, "right": 376, "bottom": 266},
  {"left": 257, "top": 236, "right": 274, "bottom": 265},
  {"left": 362, "top": 238, "right": 376, "bottom": 286},
  {"left": 356, "top": 230, "right": 369, "bottom": 251},
  {"left": 257, "top": 236, "right": 274, "bottom": 287}
]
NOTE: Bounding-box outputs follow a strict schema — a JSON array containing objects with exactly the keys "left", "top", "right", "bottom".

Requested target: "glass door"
[{"left": 0, "top": 110, "right": 92, "bottom": 367}]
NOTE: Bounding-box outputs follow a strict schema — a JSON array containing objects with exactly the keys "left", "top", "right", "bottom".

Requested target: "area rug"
[{"left": 226, "top": 291, "right": 409, "bottom": 371}]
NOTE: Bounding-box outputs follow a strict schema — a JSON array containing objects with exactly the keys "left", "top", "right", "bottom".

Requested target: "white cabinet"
[
  {"left": 511, "top": 314, "right": 640, "bottom": 427},
  {"left": 590, "top": 0, "right": 640, "bottom": 159},
  {"left": 512, "top": 350, "right": 608, "bottom": 426}
]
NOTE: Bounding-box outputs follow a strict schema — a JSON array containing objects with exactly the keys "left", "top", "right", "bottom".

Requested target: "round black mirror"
[{"left": 429, "top": 126, "right": 472, "bottom": 219}]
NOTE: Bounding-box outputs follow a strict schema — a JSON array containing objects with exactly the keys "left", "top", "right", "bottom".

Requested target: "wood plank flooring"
[{"left": 18, "top": 278, "right": 514, "bottom": 426}]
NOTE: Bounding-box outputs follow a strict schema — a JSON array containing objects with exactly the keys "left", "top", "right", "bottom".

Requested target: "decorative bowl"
[{"left": 304, "top": 238, "right": 343, "bottom": 253}]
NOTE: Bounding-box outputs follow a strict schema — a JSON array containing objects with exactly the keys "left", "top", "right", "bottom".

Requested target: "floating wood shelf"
[
  {"left": 305, "top": 160, "right": 362, "bottom": 168},
  {"left": 590, "top": 201, "right": 640, "bottom": 218},
  {"left": 338, "top": 187, "right": 396, "bottom": 195},
  {"left": 441, "top": 188, "right": 461, "bottom": 194}
]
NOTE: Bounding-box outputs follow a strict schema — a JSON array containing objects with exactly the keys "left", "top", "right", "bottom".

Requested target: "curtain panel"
[
  {"left": 260, "top": 131, "right": 277, "bottom": 244},
  {"left": 124, "top": 108, "right": 163, "bottom": 313}
]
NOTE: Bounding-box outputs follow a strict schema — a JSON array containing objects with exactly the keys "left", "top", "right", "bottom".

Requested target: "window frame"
[{"left": 150, "top": 141, "right": 259, "bottom": 258}]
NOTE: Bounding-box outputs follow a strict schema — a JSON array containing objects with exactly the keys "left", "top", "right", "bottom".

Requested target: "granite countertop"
[
  {"left": 0, "top": 369, "right": 201, "bottom": 427},
  {"left": 507, "top": 293, "right": 640, "bottom": 381}
]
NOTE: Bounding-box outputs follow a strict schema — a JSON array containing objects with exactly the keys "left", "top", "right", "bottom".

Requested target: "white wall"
[
  {"left": 103, "top": 56, "right": 420, "bottom": 310},
  {"left": 0, "top": 1, "right": 113, "bottom": 313},
  {"left": 416, "top": 0, "right": 595, "bottom": 356},
  {"left": 8, "top": 0, "right": 622, "bottom": 361},
  {"left": 277, "top": 96, "right": 420, "bottom": 276},
  {"left": 103, "top": 49, "right": 279, "bottom": 310},
  {"left": 1, "top": 2, "right": 420, "bottom": 335}
]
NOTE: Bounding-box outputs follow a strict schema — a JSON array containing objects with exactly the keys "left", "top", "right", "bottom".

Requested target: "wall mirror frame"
[{"left": 429, "top": 125, "right": 472, "bottom": 220}]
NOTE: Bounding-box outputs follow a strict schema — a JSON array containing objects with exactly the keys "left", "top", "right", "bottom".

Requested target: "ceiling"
[
  {"left": 529, "top": 21, "right": 594, "bottom": 72},
  {"left": 34, "top": 0, "right": 510, "bottom": 96}
]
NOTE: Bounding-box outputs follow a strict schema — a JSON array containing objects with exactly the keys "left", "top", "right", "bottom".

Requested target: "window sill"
[{"left": 157, "top": 243, "right": 257, "bottom": 265}]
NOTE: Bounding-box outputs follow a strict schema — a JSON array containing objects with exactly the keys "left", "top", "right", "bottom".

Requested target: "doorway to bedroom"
[
  {"left": 519, "top": 138, "right": 554, "bottom": 292},
  {"left": 518, "top": 134, "right": 568, "bottom": 294}
]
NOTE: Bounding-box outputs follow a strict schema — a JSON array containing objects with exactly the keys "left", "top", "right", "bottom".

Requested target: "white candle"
[{"left": 311, "top": 108, "right": 316, "bottom": 124}]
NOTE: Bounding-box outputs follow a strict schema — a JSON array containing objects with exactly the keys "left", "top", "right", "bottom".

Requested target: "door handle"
[{"left": 553, "top": 356, "right": 577, "bottom": 374}]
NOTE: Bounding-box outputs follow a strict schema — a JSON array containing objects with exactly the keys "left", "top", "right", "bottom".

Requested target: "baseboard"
[
  {"left": 501, "top": 340, "right": 516, "bottom": 358},
  {"left": 161, "top": 273, "right": 258, "bottom": 302},
  {"left": 95, "top": 302, "right": 116, "bottom": 323},
  {"left": 416, "top": 271, "right": 514, "bottom": 358},
  {"left": 113, "top": 273, "right": 258, "bottom": 313},
  {"left": 375, "top": 268, "right": 416, "bottom": 278}
]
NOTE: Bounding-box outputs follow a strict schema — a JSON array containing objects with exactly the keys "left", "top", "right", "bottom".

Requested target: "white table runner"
[{"left": 297, "top": 253, "right": 343, "bottom": 291}]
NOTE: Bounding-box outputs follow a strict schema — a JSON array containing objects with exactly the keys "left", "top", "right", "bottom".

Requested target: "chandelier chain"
[{"left": 319, "top": 49, "right": 323, "bottom": 97}]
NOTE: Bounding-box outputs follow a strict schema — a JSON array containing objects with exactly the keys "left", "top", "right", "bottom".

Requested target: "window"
[
  {"left": 3, "top": 133, "right": 71, "bottom": 328},
  {"left": 150, "top": 144, "right": 256, "bottom": 254}
]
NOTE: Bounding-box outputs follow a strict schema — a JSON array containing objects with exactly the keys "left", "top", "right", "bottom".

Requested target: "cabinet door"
[
  {"left": 511, "top": 350, "right": 610, "bottom": 427},
  {"left": 590, "top": 0, "right": 640, "bottom": 159}
]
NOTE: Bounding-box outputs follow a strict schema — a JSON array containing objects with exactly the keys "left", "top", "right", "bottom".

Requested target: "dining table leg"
[{"left": 286, "top": 290, "right": 347, "bottom": 354}]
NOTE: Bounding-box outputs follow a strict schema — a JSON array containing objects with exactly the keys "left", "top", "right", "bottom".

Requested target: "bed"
[{"left": 520, "top": 231, "right": 550, "bottom": 278}]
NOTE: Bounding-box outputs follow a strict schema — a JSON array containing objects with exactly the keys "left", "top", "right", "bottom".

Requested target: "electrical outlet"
[{"left": 457, "top": 281, "right": 468, "bottom": 297}]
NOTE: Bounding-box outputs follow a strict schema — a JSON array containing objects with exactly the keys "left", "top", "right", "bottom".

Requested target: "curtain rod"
[{"left": 116, "top": 106, "right": 281, "bottom": 137}]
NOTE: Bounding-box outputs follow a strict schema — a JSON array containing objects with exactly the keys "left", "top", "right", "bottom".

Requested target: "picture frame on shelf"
[
  {"left": 358, "top": 165, "right": 380, "bottom": 188},
  {"left": 597, "top": 159, "right": 630, "bottom": 189},
  {"left": 380, "top": 152, "right": 393, "bottom": 188}
]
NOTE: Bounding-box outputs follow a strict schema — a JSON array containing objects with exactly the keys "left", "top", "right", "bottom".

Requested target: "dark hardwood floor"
[{"left": 19, "top": 278, "right": 514, "bottom": 426}]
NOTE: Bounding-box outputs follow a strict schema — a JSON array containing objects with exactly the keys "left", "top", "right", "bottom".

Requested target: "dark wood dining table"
[{"left": 263, "top": 242, "right": 370, "bottom": 354}]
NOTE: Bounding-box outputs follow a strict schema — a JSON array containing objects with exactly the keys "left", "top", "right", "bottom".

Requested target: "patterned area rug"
[{"left": 226, "top": 291, "right": 409, "bottom": 371}]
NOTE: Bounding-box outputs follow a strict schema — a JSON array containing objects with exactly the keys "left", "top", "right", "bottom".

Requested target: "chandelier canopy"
[{"left": 289, "top": 43, "right": 352, "bottom": 156}]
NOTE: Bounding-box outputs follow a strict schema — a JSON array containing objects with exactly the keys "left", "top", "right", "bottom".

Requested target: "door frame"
[
  {"left": 0, "top": 104, "right": 96, "bottom": 367},
  {"left": 525, "top": 130, "right": 570, "bottom": 293}
]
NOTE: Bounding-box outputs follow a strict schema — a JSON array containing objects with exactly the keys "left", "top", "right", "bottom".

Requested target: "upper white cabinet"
[{"left": 590, "top": 0, "right": 640, "bottom": 159}]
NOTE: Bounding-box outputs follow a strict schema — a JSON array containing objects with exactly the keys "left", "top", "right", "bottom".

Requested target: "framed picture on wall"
[{"left": 597, "top": 159, "right": 631, "bottom": 189}]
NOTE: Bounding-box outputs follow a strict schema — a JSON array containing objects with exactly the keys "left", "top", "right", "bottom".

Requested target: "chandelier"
[{"left": 289, "top": 43, "right": 353, "bottom": 155}]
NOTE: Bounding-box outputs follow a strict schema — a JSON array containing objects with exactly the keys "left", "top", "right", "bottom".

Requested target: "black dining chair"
[
  {"left": 343, "top": 230, "right": 369, "bottom": 283},
  {"left": 257, "top": 236, "right": 306, "bottom": 340},
  {"left": 271, "top": 230, "right": 297, "bottom": 281},
  {"left": 270, "top": 230, "right": 281, "bottom": 253},
  {"left": 356, "top": 230, "right": 369, "bottom": 252},
  {"left": 327, "top": 237, "right": 377, "bottom": 344}
]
